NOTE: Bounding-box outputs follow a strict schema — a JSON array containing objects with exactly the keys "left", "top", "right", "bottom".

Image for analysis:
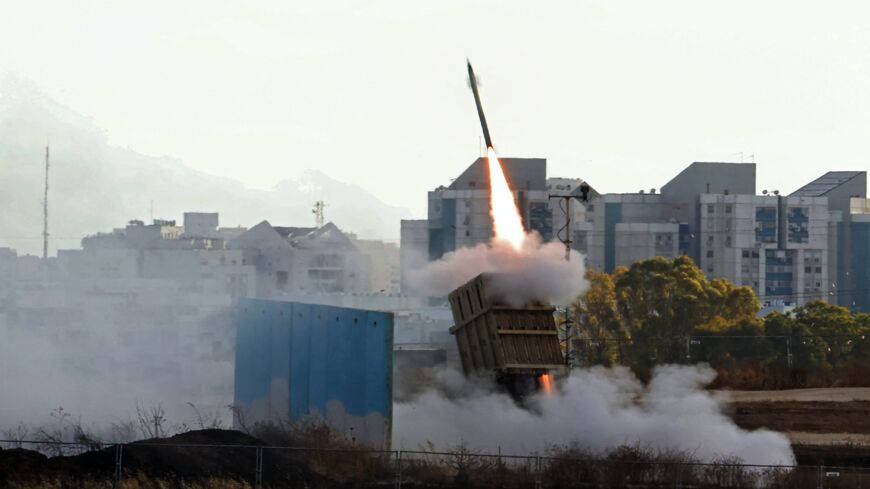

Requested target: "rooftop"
[
  {"left": 448, "top": 157, "right": 547, "bottom": 191},
  {"left": 791, "top": 171, "right": 866, "bottom": 197}
]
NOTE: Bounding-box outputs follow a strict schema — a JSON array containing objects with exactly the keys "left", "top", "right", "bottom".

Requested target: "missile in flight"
[{"left": 467, "top": 59, "right": 494, "bottom": 149}]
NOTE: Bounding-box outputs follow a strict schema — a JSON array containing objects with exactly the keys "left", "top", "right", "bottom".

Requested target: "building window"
[
  {"left": 276, "top": 271, "right": 288, "bottom": 291},
  {"left": 755, "top": 206, "right": 778, "bottom": 243},
  {"left": 742, "top": 250, "right": 750, "bottom": 258},
  {"left": 706, "top": 250, "right": 714, "bottom": 258},
  {"left": 725, "top": 204, "right": 733, "bottom": 214},
  {"left": 787, "top": 207, "right": 810, "bottom": 243},
  {"left": 707, "top": 204, "right": 715, "bottom": 214}
]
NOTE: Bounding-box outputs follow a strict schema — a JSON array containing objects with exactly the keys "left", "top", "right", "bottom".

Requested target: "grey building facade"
[
  {"left": 400, "top": 156, "right": 594, "bottom": 294},
  {"left": 401, "top": 155, "right": 869, "bottom": 312},
  {"left": 585, "top": 166, "right": 868, "bottom": 310}
]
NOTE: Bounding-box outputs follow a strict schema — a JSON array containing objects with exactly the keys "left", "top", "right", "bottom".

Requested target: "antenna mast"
[
  {"left": 312, "top": 200, "right": 326, "bottom": 228},
  {"left": 548, "top": 181, "right": 591, "bottom": 368},
  {"left": 42, "top": 143, "right": 50, "bottom": 261}
]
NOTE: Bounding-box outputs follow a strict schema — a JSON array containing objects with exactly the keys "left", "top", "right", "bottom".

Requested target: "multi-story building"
[
  {"left": 399, "top": 220, "right": 429, "bottom": 294},
  {"left": 60, "top": 213, "right": 254, "bottom": 299},
  {"left": 587, "top": 166, "right": 868, "bottom": 310},
  {"left": 1, "top": 212, "right": 260, "bottom": 423},
  {"left": 401, "top": 156, "right": 868, "bottom": 312},
  {"left": 229, "top": 220, "right": 372, "bottom": 297},
  {"left": 582, "top": 192, "right": 683, "bottom": 272},
  {"left": 424, "top": 156, "right": 552, "bottom": 260},
  {"left": 698, "top": 193, "right": 830, "bottom": 303},
  {"left": 350, "top": 237, "right": 401, "bottom": 295},
  {"left": 846, "top": 198, "right": 870, "bottom": 312},
  {"left": 790, "top": 171, "right": 869, "bottom": 311},
  {"left": 400, "top": 156, "right": 595, "bottom": 293}
]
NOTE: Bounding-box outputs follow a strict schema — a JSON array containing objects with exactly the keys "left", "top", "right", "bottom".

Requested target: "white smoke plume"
[
  {"left": 407, "top": 233, "right": 587, "bottom": 307},
  {"left": 393, "top": 365, "right": 795, "bottom": 466}
]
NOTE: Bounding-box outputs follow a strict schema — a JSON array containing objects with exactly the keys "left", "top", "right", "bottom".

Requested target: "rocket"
[{"left": 467, "top": 59, "right": 494, "bottom": 149}]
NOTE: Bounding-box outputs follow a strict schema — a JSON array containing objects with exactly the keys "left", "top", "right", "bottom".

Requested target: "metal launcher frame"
[{"left": 448, "top": 273, "right": 565, "bottom": 378}]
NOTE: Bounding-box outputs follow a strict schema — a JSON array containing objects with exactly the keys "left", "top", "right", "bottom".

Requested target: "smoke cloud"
[
  {"left": 0, "top": 308, "right": 234, "bottom": 439},
  {"left": 407, "top": 233, "right": 587, "bottom": 307},
  {"left": 393, "top": 365, "right": 795, "bottom": 466}
]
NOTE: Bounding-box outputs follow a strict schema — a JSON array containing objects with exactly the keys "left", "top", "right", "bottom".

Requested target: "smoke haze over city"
[{"left": 1, "top": 3, "right": 869, "bottom": 487}]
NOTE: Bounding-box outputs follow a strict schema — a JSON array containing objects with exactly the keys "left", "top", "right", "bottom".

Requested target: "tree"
[
  {"left": 570, "top": 256, "right": 870, "bottom": 388},
  {"left": 792, "top": 301, "right": 859, "bottom": 366},
  {"left": 611, "top": 256, "right": 759, "bottom": 365},
  {"left": 572, "top": 270, "right": 625, "bottom": 365}
]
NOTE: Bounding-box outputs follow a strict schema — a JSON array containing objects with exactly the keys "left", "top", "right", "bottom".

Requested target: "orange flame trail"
[
  {"left": 486, "top": 148, "right": 525, "bottom": 250},
  {"left": 540, "top": 373, "right": 553, "bottom": 397}
]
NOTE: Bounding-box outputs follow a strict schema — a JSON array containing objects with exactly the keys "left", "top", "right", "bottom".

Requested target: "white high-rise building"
[{"left": 698, "top": 194, "right": 830, "bottom": 305}]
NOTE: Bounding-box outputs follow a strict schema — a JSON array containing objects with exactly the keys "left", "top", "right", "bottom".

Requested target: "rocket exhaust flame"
[
  {"left": 467, "top": 61, "right": 526, "bottom": 249},
  {"left": 487, "top": 148, "right": 526, "bottom": 250},
  {"left": 539, "top": 373, "right": 553, "bottom": 397}
]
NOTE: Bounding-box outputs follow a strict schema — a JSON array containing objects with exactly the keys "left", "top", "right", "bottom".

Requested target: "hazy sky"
[{"left": 2, "top": 1, "right": 868, "bottom": 217}]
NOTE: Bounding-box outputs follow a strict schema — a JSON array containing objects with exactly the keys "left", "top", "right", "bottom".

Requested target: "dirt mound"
[
  {"left": 0, "top": 448, "right": 49, "bottom": 482},
  {"left": 139, "top": 428, "right": 264, "bottom": 446},
  {"left": 0, "top": 429, "right": 327, "bottom": 488}
]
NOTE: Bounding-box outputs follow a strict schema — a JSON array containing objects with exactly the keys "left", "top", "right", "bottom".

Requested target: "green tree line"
[{"left": 571, "top": 256, "right": 870, "bottom": 388}]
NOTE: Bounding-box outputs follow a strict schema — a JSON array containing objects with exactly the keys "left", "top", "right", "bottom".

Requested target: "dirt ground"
[
  {"left": 788, "top": 432, "right": 870, "bottom": 445},
  {"left": 729, "top": 400, "right": 870, "bottom": 434},
  {"left": 720, "top": 387, "right": 870, "bottom": 403},
  {"left": 720, "top": 387, "right": 870, "bottom": 466}
]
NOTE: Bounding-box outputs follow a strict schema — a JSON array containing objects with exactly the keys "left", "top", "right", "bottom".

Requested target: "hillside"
[{"left": 0, "top": 76, "right": 411, "bottom": 256}]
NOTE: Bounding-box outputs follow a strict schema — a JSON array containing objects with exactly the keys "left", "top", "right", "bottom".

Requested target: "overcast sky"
[{"left": 2, "top": 1, "right": 868, "bottom": 217}]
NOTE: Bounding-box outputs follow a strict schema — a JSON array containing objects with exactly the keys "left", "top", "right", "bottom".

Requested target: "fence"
[{"left": 2, "top": 439, "right": 869, "bottom": 488}]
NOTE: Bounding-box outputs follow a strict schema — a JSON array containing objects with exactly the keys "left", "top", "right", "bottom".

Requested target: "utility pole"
[
  {"left": 42, "top": 143, "right": 50, "bottom": 261},
  {"left": 548, "top": 181, "right": 591, "bottom": 368}
]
